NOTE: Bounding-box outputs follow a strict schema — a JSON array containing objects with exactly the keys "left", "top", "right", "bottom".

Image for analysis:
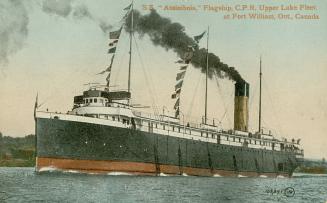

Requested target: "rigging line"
[
  {"left": 132, "top": 34, "right": 160, "bottom": 118},
  {"left": 219, "top": 91, "right": 234, "bottom": 127},
  {"left": 186, "top": 73, "right": 203, "bottom": 119},
  {"left": 248, "top": 78, "right": 259, "bottom": 130},
  {"left": 249, "top": 79, "right": 259, "bottom": 111},
  {"left": 212, "top": 73, "right": 232, "bottom": 126},
  {"left": 132, "top": 35, "right": 159, "bottom": 117},
  {"left": 262, "top": 78, "right": 284, "bottom": 137},
  {"left": 36, "top": 17, "right": 128, "bottom": 107},
  {"left": 133, "top": 36, "right": 161, "bottom": 119},
  {"left": 43, "top": 34, "right": 125, "bottom": 107},
  {"left": 213, "top": 72, "right": 230, "bottom": 123},
  {"left": 112, "top": 33, "right": 129, "bottom": 87}
]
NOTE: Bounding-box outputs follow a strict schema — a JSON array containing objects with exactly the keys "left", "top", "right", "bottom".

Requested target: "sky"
[{"left": 0, "top": 0, "right": 326, "bottom": 159}]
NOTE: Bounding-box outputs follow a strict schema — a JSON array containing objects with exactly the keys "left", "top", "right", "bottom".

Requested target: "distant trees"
[
  {"left": 0, "top": 134, "right": 36, "bottom": 166},
  {"left": 0, "top": 131, "right": 3, "bottom": 148}
]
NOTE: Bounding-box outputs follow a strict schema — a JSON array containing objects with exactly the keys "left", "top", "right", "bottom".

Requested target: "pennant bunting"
[
  {"left": 171, "top": 44, "right": 195, "bottom": 118},
  {"left": 175, "top": 59, "right": 184, "bottom": 64},
  {"left": 109, "top": 39, "right": 118, "bottom": 47},
  {"left": 171, "top": 88, "right": 181, "bottom": 99},
  {"left": 174, "top": 98, "right": 180, "bottom": 110},
  {"left": 180, "top": 65, "right": 187, "bottom": 71},
  {"left": 175, "top": 79, "right": 184, "bottom": 91},
  {"left": 106, "top": 72, "right": 111, "bottom": 87},
  {"left": 194, "top": 31, "right": 206, "bottom": 43},
  {"left": 108, "top": 47, "right": 117, "bottom": 54},
  {"left": 109, "top": 27, "right": 122, "bottom": 39},
  {"left": 183, "top": 50, "right": 194, "bottom": 61},
  {"left": 123, "top": 3, "right": 132, "bottom": 11},
  {"left": 176, "top": 71, "right": 186, "bottom": 81},
  {"left": 175, "top": 108, "right": 180, "bottom": 118},
  {"left": 98, "top": 26, "right": 123, "bottom": 88}
]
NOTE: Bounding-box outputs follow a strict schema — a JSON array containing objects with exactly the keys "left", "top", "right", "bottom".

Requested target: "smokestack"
[{"left": 234, "top": 81, "right": 249, "bottom": 132}]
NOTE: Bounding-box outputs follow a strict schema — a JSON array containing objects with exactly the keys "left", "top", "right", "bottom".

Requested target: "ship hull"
[{"left": 36, "top": 117, "right": 299, "bottom": 177}]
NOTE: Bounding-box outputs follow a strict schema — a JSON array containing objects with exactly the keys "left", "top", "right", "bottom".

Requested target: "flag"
[
  {"left": 109, "top": 40, "right": 118, "bottom": 47},
  {"left": 123, "top": 3, "right": 132, "bottom": 10},
  {"left": 108, "top": 54, "right": 115, "bottom": 69},
  {"left": 106, "top": 72, "right": 111, "bottom": 87},
  {"left": 175, "top": 59, "right": 184, "bottom": 64},
  {"left": 183, "top": 50, "right": 193, "bottom": 61},
  {"left": 175, "top": 108, "right": 180, "bottom": 118},
  {"left": 97, "top": 54, "right": 114, "bottom": 74},
  {"left": 174, "top": 98, "right": 180, "bottom": 110},
  {"left": 34, "top": 93, "right": 38, "bottom": 121},
  {"left": 171, "top": 88, "right": 181, "bottom": 99},
  {"left": 109, "top": 28, "right": 122, "bottom": 39},
  {"left": 97, "top": 70, "right": 106, "bottom": 75},
  {"left": 175, "top": 80, "right": 183, "bottom": 90},
  {"left": 176, "top": 71, "right": 186, "bottom": 81},
  {"left": 180, "top": 65, "right": 187, "bottom": 71},
  {"left": 194, "top": 31, "right": 206, "bottom": 43},
  {"left": 108, "top": 47, "right": 116, "bottom": 54}
]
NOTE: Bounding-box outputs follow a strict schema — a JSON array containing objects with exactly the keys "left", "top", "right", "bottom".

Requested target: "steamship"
[{"left": 35, "top": 3, "right": 304, "bottom": 177}]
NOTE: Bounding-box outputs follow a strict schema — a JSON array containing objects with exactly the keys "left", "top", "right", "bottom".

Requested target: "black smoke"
[{"left": 125, "top": 9, "right": 244, "bottom": 82}]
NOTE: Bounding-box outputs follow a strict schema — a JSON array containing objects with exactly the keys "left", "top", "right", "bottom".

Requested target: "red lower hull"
[{"left": 36, "top": 157, "right": 290, "bottom": 177}]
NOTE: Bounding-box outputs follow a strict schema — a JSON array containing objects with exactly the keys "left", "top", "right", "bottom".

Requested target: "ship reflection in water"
[{"left": 0, "top": 168, "right": 326, "bottom": 203}]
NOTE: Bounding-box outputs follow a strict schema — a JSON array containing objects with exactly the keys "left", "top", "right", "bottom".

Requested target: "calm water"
[{"left": 0, "top": 168, "right": 326, "bottom": 203}]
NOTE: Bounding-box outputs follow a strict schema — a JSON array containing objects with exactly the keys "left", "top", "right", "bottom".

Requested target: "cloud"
[
  {"left": 0, "top": 0, "right": 29, "bottom": 66},
  {"left": 42, "top": 0, "right": 73, "bottom": 17},
  {"left": 73, "top": 4, "right": 93, "bottom": 20}
]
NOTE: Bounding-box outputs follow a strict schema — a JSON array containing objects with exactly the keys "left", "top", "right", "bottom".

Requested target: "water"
[{"left": 0, "top": 168, "right": 326, "bottom": 203}]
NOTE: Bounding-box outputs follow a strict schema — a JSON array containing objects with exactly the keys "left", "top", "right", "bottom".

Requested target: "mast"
[
  {"left": 127, "top": 1, "right": 134, "bottom": 104},
  {"left": 204, "top": 26, "right": 209, "bottom": 124},
  {"left": 258, "top": 56, "right": 262, "bottom": 133}
]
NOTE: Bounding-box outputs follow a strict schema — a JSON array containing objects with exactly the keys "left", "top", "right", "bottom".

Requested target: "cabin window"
[
  {"left": 239, "top": 138, "right": 241, "bottom": 142},
  {"left": 155, "top": 123, "right": 157, "bottom": 128},
  {"left": 206, "top": 133, "right": 208, "bottom": 138},
  {"left": 255, "top": 140, "right": 256, "bottom": 144},
  {"left": 201, "top": 132, "right": 203, "bottom": 137},
  {"left": 178, "top": 127, "right": 181, "bottom": 133},
  {"left": 163, "top": 124, "right": 165, "bottom": 130},
  {"left": 212, "top": 134, "right": 214, "bottom": 139},
  {"left": 227, "top": 136, "right": 229, "bottom": 141},
  {"left": 233, "top": 137, "right": 235, "bottom": 142},
  {"left": 112, "top": 117, "right": 115, "bottom": 121},
  {"left": 249, "top": 140, "right": 251, "bottom": 144},
  {"left": 94, "top": 98, "right": 97, "bottom": 103},
  {"left": 172, "top": 126, "right": 175, "bottom": 131}
]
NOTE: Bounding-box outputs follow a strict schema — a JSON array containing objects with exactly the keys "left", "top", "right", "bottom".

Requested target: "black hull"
[{"left": 36, "top": 117, "right": 299, "bottom": 177}]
